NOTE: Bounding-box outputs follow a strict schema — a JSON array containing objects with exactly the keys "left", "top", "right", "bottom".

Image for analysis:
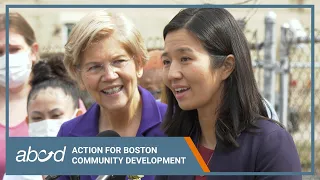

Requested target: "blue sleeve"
[{"left": 255, "top": 128, "right": 302, "bottom": 180}]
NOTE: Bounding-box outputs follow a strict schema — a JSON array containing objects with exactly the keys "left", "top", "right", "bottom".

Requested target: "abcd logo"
[{"left": 16, "top": 146, "right": 66, "bottom": 163}]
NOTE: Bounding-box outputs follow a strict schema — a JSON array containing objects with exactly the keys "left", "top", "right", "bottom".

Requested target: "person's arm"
[{"left": 255, "top": 128, "right": 302, "bottom": 180}]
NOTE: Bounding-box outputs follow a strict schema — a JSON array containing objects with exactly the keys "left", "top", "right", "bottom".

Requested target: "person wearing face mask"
[
  {"left": 0, "top": 12, "right": 39, "bottom": 179},
  {"left": 2, "top": 53, "right": 83, "bottom": 180},
  {"left": 138, "top": 50, "right": 164, "bottom": 101},
  {"left": 26, "top": 53, "right": 83, "bottom": 137}
]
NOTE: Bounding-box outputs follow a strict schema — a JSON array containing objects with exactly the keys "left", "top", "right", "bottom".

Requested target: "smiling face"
[
  {"left": 162, "top": 29, "right": 228, "bottom": 111},
  {"left": 79, "top": 35, "right": 143, "bottom": 111}
]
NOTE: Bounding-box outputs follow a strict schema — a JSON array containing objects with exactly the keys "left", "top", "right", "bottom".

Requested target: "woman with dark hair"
[
  {"left": 157, "top": 8, "right": 301, "bottom": 180},
  {"left": 3, "top": 53, "right": 83, "bottom": 179},
  {"left": 26, "top": 53, "right": 83, "bottom": 137}
]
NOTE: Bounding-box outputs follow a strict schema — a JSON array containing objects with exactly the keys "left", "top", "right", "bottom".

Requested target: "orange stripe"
[{"left": 184, "top": 137, "right": 210, "bottom": 172}]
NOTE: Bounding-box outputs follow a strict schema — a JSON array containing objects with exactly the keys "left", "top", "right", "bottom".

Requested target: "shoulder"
[
  {"left": 254, "top": 119, "right": 285, "bottom": 136},
  {"left": 253, "top": 119, "right": 296, "bottom": 150},
  {"left": 252, "top": 119, "right": 296, "bottom": 153},
  {"left": 247, "top": 119, "right": 301, "bottom": 172},
  {"left": 57, "top": 103, "right": 99, "bottom": 137},
  {"left": 56, "top": 115, "right": 83, "bottom": 137},
  {"left": 241, "top": 119, "right": 293, "bottom": 150}
]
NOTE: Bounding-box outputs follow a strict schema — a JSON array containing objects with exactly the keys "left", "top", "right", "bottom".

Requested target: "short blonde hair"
[{"left": 64, "top": 9, "right": 149, "bottom": 82}]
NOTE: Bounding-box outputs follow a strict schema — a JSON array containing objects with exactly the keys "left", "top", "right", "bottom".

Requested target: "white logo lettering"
[{"left": 16, "top": 146, "right": 66, "bottom": 163}]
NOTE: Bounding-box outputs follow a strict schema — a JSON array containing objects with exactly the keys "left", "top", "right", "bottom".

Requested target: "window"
[{"left": 62, "top": 23, "right": 75, "bottom": 46}]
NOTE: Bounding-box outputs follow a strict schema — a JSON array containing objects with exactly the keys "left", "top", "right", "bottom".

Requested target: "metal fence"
[
  {"left": 285, "top": 30, "right": 320, "bottom": 175},
  {"left": 245, "top": 12, "right": 320, "bottom": 175}
]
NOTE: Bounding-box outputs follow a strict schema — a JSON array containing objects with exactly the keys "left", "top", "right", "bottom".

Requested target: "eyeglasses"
[{"left": 77, "top": 57, "right": 133, "bottom": 77}]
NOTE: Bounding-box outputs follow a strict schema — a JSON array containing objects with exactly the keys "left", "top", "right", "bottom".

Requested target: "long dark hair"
[{"left": 161, "top": 8, "right": 270, "bottom": 148}]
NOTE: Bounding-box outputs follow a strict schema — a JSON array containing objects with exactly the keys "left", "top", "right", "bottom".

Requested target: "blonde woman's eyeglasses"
[{"left": 77, "top": 57, "right": 134, "bottom": 77}]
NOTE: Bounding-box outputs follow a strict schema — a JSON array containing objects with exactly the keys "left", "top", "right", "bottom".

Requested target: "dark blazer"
[
  {"left": 56, "top": 87, "right": 167, "bottom": 180},
  {"left": 155, "top": 120, "right": 302, "bottom": 180}
]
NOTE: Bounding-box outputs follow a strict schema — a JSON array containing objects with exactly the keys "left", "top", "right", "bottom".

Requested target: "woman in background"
[
  {"left": 26, "top": 53, "right": 83, "bottom": 137},
  {"left": 0, "top": 12, "right": 39, "bottom": 179},
  {"left": 40, "top": 52, "right": 89, "bottom": 111},
  {"left": 2, "top": 53, "right": 83, "bottom": 180},
  {"left": 157, "top": 8, "right": 301, "bottom": 180}
]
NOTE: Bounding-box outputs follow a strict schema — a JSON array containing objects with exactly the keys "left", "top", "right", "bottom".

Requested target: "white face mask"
[
  {"left": 0, "top": 50, "right": 32, "bottom": 89},
  {"left": 28, "top": 109, "right": 78, "bottom": 137}
]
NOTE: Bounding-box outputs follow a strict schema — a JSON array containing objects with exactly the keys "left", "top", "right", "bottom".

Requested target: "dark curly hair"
[{"left": 27, "top": 52, "right": 79, "bottom": 110}]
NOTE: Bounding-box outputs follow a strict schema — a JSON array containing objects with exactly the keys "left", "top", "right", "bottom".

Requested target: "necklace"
[{"left": 198, "top": 143, "right": 214, "bottom": 177}]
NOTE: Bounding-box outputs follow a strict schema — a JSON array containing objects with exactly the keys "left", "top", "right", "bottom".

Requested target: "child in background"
[
  {"left": 26, "top": 53, "right": 83, "bottom": 137},
  {"left": 40, "top": 52, "right": 89, "bottom": 111},
  {"left": 2, "top": 53, "right": 83, "bottom": 180}
]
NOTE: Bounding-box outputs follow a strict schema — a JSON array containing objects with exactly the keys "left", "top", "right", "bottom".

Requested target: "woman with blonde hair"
[{"left": 57, "top": 10, "right": 166, "bottom": 180}]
